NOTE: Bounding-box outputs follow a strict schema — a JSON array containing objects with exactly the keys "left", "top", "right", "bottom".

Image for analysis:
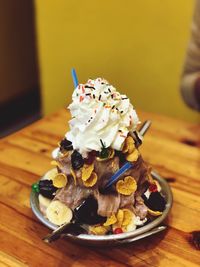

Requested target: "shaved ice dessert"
[{"left": 32, "top": 77, "right": 166, "bottom": 236}]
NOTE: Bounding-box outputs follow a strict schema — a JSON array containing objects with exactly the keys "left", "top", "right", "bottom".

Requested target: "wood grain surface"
[{"left": 0, "top": 109, "right": 200, "bottom": 267}]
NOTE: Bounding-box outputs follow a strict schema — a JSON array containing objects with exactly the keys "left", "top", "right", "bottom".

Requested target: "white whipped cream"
[{"left": 66, "top": 78, "right": 140, "bottom": 157}]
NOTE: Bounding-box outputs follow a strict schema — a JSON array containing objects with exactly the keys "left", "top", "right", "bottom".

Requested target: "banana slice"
[
  {"left": 43, "top": 168, "right": 58, "bottom": 180},
  {"left": 124, "top": 217, "right": 136, "bottom": 232},
  {"left": 46, "top": 200, "right": 73, "bottom": 226},
  {"left": 38, "top": 194, "right": 51, "bottom": 215}
]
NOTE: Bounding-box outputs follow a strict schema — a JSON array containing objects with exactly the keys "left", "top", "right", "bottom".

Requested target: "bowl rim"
[{"left": 30, "top": 170, "right": 173, "bottom": 242}]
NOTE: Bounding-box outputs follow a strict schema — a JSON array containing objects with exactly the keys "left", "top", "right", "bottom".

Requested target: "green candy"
[
  {"left": 99, "top": 139, "right": 109, "bottom": 159},
  {"left": 99, "top": 148, "right": 109, "bottom": 159},
  {"left": 32, "top": 182, "right": 39, "bottom": 193}
]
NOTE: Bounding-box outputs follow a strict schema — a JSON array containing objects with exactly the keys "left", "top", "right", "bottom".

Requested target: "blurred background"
[{"left": 0, "top": 0, "right": 198, "bottom": 138}]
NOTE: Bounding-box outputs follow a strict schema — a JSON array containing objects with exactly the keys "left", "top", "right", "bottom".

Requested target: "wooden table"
[{"left": 0, "top": 109, "right": 200, "bottom": 267}]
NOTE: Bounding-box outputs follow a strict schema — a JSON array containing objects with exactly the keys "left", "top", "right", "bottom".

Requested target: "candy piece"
[
  {"left": 116, "top": 176, "right": 137, "bottom": 196},
  {"left": 149, "top": 183, "right": 157, "bottom": 192},
  {"left": 96, "top": 148, "right": 115, "bottom": 161},
  {"left": 144, "top": 192, "right": 166, "bottom": 212},
  {"left": 99, "top": 139, "right": 109, "bottom": 159},
  {"left": 83, "top": 172, "right": 98, "bottom": 187},
  {"left": 126, "top": 149, "right": 139, "bottom": 162},
  {"left": 70, "top": 167, "right": 76, "bottom": 185},
  {"left": 82, "top": 163, "right": 94, "bottom": 181},
  {"left": 39, "top": 180, "right": 57, "bottom": 199},
  {"left": 32, "top": 182, "right": 39, "bottom": 193},
  {"left": 122, "top": 209, "right": 133, "bottom": 226},
  {"left": 103, "top": 214, "right": 117, "bottom": 226},
  {"left": 46, "top": 200, "right": 73, "bottom": 226},
  {"left": 148, "top": 209, "right": 162, "bottom": 216},
  {"left": 71, "top": 150, "right": 84, "bottom": 170},
  {"left": 89, "top": 225, "right": 108, "bottom": 235},
  {"left": 113, "top": 228, "right": 123, "bottom": 234},
  {"left": 59, "top": 138, "right": 73, "bottom": 152},
  {"left": 52, "top": 173, "right": 68, "bottom": 188}
]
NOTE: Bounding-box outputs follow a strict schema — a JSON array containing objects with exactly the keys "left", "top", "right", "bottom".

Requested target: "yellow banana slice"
[{"left": 46, "top": 200, "right": 73, "bottom": 225}]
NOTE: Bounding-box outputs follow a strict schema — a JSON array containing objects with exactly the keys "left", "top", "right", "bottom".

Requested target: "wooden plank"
[
  {"left": 0, "top": 175, "right": 200, "bottom": 266},
  {"left": 0, "top": 108, "right": 199, "bottom": 266},
  {"left": 0, "top": 203, "right": 127, "bottom": 267},
  {"left": 0, "top": 251, "right": 27, "bottom": 267}
]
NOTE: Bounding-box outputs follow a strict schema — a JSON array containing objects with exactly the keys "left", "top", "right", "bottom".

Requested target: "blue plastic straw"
[
  {"left": 104, "top": 161, "right": 133, "bottom": 189},
  {"left": 71, "top": 68, "right": 78, "bottom": 88}
]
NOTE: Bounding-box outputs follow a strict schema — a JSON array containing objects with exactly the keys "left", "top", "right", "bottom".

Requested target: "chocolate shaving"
[
  {"left": 108, "top": 88, "right": 111, "bottom": 93},
  {"left": 190, "top": 231, "right": 200, "bottom": 250},
  {"left": 98, "top": 95, "right": 102, "bottom": 100},
  {"left": 85, "top": 93, "right": 91, "bottom": 96},
  {"left": 122, "top": 97, "right": 128, "bottom": 100}
]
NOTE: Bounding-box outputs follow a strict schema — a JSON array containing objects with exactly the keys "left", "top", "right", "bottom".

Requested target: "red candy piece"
[
  {"left": 114, "top": 228, "right": 123, "bottom": 234},
  {"left": 149, "top": 183, "right": 157, "bottom": 192}
]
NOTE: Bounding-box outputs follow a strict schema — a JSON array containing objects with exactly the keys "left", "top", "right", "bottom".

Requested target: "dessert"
[{"left": 32, "top": 77, "right": 166, "bottom": 236}]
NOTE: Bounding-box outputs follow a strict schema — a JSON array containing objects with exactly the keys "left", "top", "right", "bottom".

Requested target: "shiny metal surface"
[{"left": 30, "top": 171, "right": 173, "bottom": 246}]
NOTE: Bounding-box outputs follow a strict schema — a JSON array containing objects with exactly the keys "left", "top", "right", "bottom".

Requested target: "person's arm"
[{"left": 181, "top": 0, "right": 200, "bottom": 111}]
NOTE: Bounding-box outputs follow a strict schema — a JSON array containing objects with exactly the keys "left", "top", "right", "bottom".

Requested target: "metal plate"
[{"left": 30, "top": 171, "right": 173, "bottom": 246}]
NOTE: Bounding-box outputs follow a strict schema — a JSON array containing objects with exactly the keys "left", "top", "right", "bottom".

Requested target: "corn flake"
[
  {"left": 83, "top": 172, "right": 98, "bottom": 187},
  {"left": 148, "top": 209, "right": 162, "bottom": 216},
  {"left": 103, "top": 214, "right": 117, "bottom": 226},
  {"left": 109, "top": 148, "right": 115, "bottom": 159},
  {"left": 116, "top": 209, "right": 124, "bottom": 226},
  {"left": 122, "top": 209, "right": 134, "bottom": 226},
  {"left": 89, "top": 225, "right": 108, "bottom": 235},
  {"left": 126, "top": 149, "right": 139, "bottom": 162},
  {"left": 113, "top": 209, "right": 134, "bottom": 230},
  {"left": 52, "top": 173, "right": 68, "bottom": 188},
  {"left": 51, "top": 160, "right": 61, "bottom": 168},
  {"left": 122, "top": 136, "right": 135, "bottom": 154},
  {"left": 70, "top": 167, "right": 76, "bottom": 185},
  {"left": 116, "top": 176, "right": 137, "bottom": 196},
  {"left": 82, "top": 163, "right": 94, "bottom": 181}
]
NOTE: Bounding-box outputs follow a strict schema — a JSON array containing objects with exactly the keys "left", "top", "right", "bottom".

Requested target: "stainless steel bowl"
[{"left": 30, "top": 171, "right": 173, "bottom": 246}]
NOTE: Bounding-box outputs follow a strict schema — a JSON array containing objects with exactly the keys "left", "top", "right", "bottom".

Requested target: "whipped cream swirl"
[{"left": 66, "top": 78, "right": 140, "bottom": 157}]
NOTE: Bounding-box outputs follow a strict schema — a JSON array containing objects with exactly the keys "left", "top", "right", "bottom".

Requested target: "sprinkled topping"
[{"left": 67, "top": 78, "right": 140, "bottom": 156}]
